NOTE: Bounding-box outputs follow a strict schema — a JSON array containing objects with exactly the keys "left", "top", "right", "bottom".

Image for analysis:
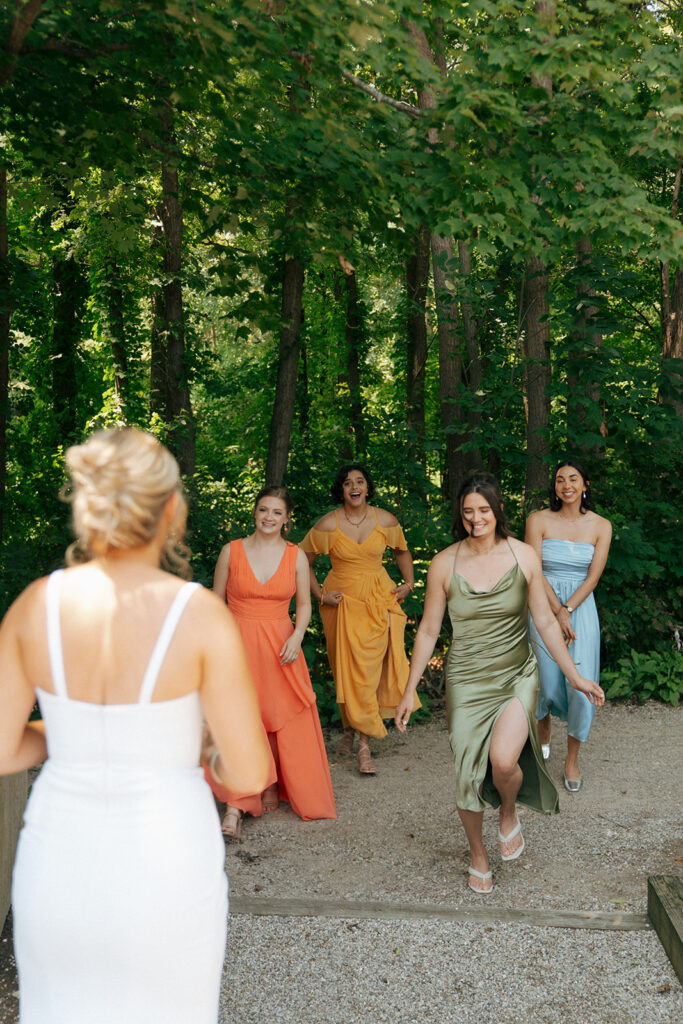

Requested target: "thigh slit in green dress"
[{"left": 445, "top": 546, "right": 559, "bottom": 815}]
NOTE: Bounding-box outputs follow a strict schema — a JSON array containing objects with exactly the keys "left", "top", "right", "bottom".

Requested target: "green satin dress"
[{"left": 445, "top": 546, "right": 559, "bottom": 815}]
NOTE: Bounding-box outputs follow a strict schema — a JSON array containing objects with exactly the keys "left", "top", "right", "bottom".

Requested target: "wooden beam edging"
[
  {"left": 648, "top": 875, "right": 683, "bottom": 984},
  {"left": 230, "top": 895, "right": 650, "bottom": 932}
]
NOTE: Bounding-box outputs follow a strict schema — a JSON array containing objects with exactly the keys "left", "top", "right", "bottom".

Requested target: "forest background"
[{"left": 1, "top": 0, "right": 681, "bottom": 720}]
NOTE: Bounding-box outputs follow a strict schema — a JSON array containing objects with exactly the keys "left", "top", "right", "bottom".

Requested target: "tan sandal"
[
  {"left": 221, "top": 806, "right": 242, "bottom": 839},
  {"left": 357, "top": 741, "right": 376, "bottom": 776},
  {"left": 262, "top": 784, "right": 279, "bottom": 813},
  {"left": 337, "top": 728, "right": 356, "bottom": 756}
]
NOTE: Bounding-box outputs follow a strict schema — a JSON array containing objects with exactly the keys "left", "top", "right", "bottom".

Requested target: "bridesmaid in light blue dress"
[{"left": 526, "top": 460, "right": 612, "bottom": 792}]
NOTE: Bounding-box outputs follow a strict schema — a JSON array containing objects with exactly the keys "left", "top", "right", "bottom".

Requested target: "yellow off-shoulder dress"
[{"left": 300, "top": 510, "right": 420, "bottom": 739}]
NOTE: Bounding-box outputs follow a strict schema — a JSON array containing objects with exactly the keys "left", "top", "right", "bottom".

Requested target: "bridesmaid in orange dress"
[
  {"left": 301, "top": 464, "right": 420, "bottom": 776},
  {"left": 208, "top": 486, "right": 336, "bottom": 836}
]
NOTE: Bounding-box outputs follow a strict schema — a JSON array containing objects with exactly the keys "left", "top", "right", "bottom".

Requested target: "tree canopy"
[{"left": 1, "top": 0, "right": 681, "bottom": 709}]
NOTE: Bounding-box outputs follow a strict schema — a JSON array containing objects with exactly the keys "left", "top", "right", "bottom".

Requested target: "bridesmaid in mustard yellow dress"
[
  {"left": 396, "top": 472, "right": 604, "bottom": 895},
  {"left": 301, "top": 464, "right": 420, "bottom": 775}
]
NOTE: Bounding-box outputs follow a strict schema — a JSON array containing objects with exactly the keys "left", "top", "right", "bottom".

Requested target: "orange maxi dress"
[
  {"left": 300, "top": 511, "right": 421, "bottom": 739},
  {"left": 206, "top": 539, "right": 336, "bottom": 821}
]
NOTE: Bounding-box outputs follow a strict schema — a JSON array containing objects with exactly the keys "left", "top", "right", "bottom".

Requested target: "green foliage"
[
  {"left": 601, "top": 649, "right": 683, "bottom": 707},
  {"left": 1, "top": 0, "right": 682, "bottom": 723}
]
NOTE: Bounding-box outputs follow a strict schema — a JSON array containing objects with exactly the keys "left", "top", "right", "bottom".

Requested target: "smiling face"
[
  {"left": 253, "top": 496, "right": 290, "bottom": 536},
  {"left": 460, "top": 491, "right": 497, "bottom": 541},
  {"left": 554, "top": 466, "right": 587, "bottom": 508},
  {"left": 342, "top": 471, "right": 369, "bottom": 508}
]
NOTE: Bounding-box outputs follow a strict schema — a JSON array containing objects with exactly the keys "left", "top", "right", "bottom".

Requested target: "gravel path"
[{"left": 0, "top": 700, "right": 681, "bottom": 1022}]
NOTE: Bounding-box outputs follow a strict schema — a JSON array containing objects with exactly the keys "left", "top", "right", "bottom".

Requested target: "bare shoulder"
[
  {"left": 429, "top": 543, "right": 459, "bottom": 579},
  {"left": 526, "top": 508, "right": 552, "bottom": 533},
  {"left": 185, "top": 585, "right": 238, "bottom": 640},
  {"left": 375, "top": 506, "right": 399, "bottom": 528},
  {"left": 295, "top": 546, "right": 309, "bottom": 569},
  {"left": 591, "top": 511, "right": 612, "bottom": 539},
  {"left": 313, "top": 510, "right": 338, "bottom": 533},
  {"left": 511, "top": 537, "right": 541, "bottom": 574},
  {"left": 1, "top": 575, "right": 48, "bottom": 637}
]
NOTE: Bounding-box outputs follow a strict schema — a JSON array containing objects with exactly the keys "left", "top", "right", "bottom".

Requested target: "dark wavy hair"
[
  {"left": 549, "top": 460, "right": 595, "bottom": 514},
  {"left": 330, "top": 464, "right": 376, "bottom": 504},
  {"left": 253, "top": 485, "right": 293, "bottom": 535},
  {"left": 452, "top": 471, "right": 511, "bottom": 541}
]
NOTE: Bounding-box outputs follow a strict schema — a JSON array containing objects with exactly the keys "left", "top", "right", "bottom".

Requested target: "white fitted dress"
[{"left": 12, "top": 571, "right": 228, "bottom": 1024}]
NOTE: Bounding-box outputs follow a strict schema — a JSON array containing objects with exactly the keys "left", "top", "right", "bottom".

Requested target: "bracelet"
[
  {"left": 403, "top": 581, "right": 414, "bottom": 592},
  {"left": 319, "top": 594, "right": 326, "bottom": 608},
  {"left": 209, "top": 749, "right": 222, "bottom": 785}
]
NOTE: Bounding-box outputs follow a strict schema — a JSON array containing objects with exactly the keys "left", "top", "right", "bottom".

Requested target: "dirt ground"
[
  {"left": 218, "top": 699, "right": 681, "bottom": 916},
  {"left": 0, "top": 699, "right": 680, "bottom": 1022}
]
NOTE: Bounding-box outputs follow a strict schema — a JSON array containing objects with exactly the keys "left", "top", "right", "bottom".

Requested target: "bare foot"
[{"left": 262, "top": 784, "right": 279, "bottom": 813}]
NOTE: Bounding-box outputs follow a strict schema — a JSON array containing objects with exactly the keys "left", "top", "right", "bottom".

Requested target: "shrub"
[{"left": 601, "top": 648, "right": 683, "bottom": 707}]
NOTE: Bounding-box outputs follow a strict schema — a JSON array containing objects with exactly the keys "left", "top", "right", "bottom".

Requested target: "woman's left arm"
[
  {"left": 561, "top": 517, "right": 612, "bottom": 612},
  {"left": 280, "top": 548, "right": 312, "bottom": 665},
  {"left": 392, "top": 547, "right": 415, "bottom": 602},
  {"left": 520, "top": 544, "right": 605, "bottom": 706},
  {"left": 0, "top": 591, "right": 48, "bottom": 774}
]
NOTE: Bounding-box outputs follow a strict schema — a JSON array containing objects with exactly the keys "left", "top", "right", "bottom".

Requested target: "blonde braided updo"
[{"left": 63, "top": 428, "right": 191, "bottom": 577}]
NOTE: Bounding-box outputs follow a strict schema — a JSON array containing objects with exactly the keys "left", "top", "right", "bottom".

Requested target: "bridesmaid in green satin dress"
[{"left": 395, "top": 472, "right": 604, "bottom": 895}]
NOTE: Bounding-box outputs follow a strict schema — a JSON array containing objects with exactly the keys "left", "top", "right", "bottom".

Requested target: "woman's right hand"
[
  {"left": 394, "top": 692, "right": 414, "bottom": 732},
  {"left": 555, "top": 606, "right": 577, "bottom": 644},
  {"left": 572, "top": 675, "right": 605, "bottom": 707},
  {"left": 321, "top": 591, "right": 343, "bottom": 607}
]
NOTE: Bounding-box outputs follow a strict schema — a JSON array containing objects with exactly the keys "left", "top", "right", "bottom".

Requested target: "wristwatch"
[{"left": 563, "top": 603, "right": 574, "bottom": 613}]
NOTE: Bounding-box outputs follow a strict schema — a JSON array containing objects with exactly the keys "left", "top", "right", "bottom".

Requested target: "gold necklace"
[{"left": 343, "top": 507, "right": 369, "bottom": 527}]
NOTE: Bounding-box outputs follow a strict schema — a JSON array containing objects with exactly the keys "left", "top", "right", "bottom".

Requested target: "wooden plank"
[
  {"left": 231, "top": 894, "right": 650, "bottom": 932},
  {"left": 648, "top": 875, "right": 683, "bottom": 985}
]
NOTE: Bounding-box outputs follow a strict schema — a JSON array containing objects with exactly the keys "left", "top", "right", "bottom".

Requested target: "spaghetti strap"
[
  {"left": 453, "top": 541, "right": 462, "bottom": 578},
  {"left": 506, "top": 537, "right": 519, "bottom": 565},
  {"left": 45, "top": 570, "right": 68, "bottom": 699},
  {"left": 138, "top": 583, "right": 201, "bottom": 704}
]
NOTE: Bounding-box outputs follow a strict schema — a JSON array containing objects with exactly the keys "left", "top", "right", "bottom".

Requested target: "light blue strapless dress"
[{"left": 528, "top": 539, "right": 600, "bottom": 743}]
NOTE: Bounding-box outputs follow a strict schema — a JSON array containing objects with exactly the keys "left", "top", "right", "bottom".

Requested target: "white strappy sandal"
[
  {"left": 468, "top": 866, "right": 493, "bottom": 894},
  {"left": 498, "top": 816, "right": 525, "bottom": 862}
]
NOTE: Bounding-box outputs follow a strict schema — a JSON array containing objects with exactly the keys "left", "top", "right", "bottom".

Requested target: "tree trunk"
[
  {"left": 0, "top": 0, "right": 48, "bottom": 87},
  {"left": 155, "top": 100, "right": 195, "bottom": 474},
  {"left": 149, "top": 222, "right": 166, "bottom": 418},
  {"left": 51, "top": 242, "right": 84, "bottom": 442},
  {"left": 297, "top": 336, "right": 310, "bottom": 435},
  {"left": 265, "top": 249, "right": 305, "bottom": 486},
  {"left": 431, "top": 232, "right": 466, "bottom": 508},
  {"left": 406, "top": 19, "right": 467, "bottom": 507},
  {"left": 521, "top": 255, "right": 551, "bottom": 508},
  {"left": 458, "top": 240, "right": 483, "bottom": 475},
  {"left": 342, "top": 267, "right": 365, "bottom": 457},
  {"left": 522, "top": 0, "right": 556, "bottom": 510},
  {"left": 406, "top": 224, "right": 430, "bottom": 457},
  {"left": 567, "top": 235, "right": 605, "bottom": 462},
  {"left": 659, "top": 159, "right": 683, "bottom": 414},
  {"left": 0, "top": 168, "right": 9, "bottom": 547},
  {"left": 105, "top": 260, "right": 128, "bottom": 406}
]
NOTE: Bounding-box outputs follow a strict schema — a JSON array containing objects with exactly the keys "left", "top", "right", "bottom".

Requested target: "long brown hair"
[{"left": 452, "top": 472, "right": 512, "bottom": 541}]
